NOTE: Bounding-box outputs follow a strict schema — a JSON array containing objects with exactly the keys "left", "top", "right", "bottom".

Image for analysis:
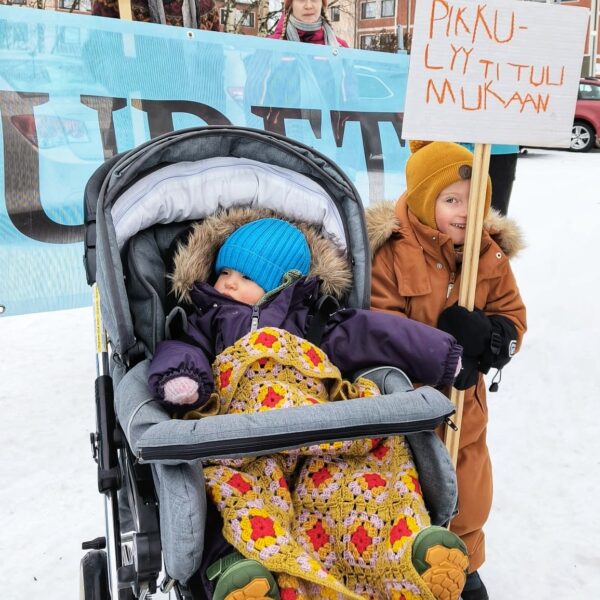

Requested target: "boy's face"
[
  {"left": 434, "top": 179, "right": 471, "bottom": 246},
  {"left": 214, "top": 269, "right": 265, "bottom": 305}
]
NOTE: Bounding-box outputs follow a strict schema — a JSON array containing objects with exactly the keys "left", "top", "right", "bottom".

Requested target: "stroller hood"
[{"left": 84, "top": 126, "right": 370, "bottom": 362}]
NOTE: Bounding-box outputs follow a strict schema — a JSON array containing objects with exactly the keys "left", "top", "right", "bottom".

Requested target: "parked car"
[{"left": 571, "top": 77, "right": 600, "bottom": 152}]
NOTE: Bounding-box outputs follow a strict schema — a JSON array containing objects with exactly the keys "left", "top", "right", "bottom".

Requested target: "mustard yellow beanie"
[{"left": 405, "top": 141, "right": 492, "bottom": 230}]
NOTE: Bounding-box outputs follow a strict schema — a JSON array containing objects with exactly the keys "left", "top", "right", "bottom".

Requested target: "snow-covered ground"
[{"left": 1, "top": 147, "right": 598, "bottom": 599}]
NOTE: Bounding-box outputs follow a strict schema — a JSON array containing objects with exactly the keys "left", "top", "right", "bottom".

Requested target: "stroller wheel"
[{"left": 80, "top": 550, "right": 110, "bottom": 600}]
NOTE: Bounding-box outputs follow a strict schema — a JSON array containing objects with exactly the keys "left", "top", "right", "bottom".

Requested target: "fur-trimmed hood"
[
  {"left": 170, "top": 207, "right": 353, "bottom": 304},
  {"left": 366, "top": 199, "right": 525, "bottom": 260}
]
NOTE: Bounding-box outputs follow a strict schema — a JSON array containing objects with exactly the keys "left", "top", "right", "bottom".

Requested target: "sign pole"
[
  {"left": 118, "top": 0, "right": 133, "bottom": 21},
  {"left": 444, "top": 142, "right": 491, "bottom": 467}
]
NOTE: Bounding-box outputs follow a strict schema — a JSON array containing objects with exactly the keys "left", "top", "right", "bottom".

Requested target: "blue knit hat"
[{"left": 215, "top": 218, "right": 311, "bottom": 293}]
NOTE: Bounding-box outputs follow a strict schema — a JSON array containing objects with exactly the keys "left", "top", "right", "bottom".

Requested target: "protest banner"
[
  {"left": 401, "top": 0, "right": 588, "bottom": 465},
  {"left": 402, "top": 0, "right": 589, "bottom": 146},
  {"left": 0, "top": 5, "right": 409, "bottom": 317}
]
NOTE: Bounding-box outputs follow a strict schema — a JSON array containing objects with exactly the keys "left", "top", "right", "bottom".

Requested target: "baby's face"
[{"left": 214, "top": 269, "right": 265, "bottom": 305}]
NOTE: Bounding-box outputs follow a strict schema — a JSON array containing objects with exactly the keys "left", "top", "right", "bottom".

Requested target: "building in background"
[
  {"left": 216, "top": 0, "right": 260, "bottom": 35},
  {"left": 351, "top": 0, "right": 599, "bottom": 76},
  {"left": 560, "top": 0, "right": 599, "bottom": 76},
  {"left": 2, "top": 0, "right": 598, "bottom": 73},
  {"left": 327, "top": 0, "right": 356, "bottom": 47},
  {"left": 0, "top": 0, "right": 92, "bottom": 12},
  {"left": 354, "top": 0, "right": 411, "bottom": 52}
]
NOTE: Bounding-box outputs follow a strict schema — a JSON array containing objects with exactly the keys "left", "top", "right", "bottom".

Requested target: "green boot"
[
  {"left": 207, "top": 551, "right": 280, "bottom": 600},
  {"left": 411, "top": 526, "right": 469, "bottom": 600}
]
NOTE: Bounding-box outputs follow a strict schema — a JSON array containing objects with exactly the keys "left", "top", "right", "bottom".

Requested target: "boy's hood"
[
  {"left": 171, "top": 207, "right": 352, "bottom": 304},
  {"left": 365, "top": 199, "right": 525, "bottom": 259}
]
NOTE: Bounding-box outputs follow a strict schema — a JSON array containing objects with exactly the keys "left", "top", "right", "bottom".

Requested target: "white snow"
[{"left": 1, "top": 147, "right": 599, "bottom": 599}]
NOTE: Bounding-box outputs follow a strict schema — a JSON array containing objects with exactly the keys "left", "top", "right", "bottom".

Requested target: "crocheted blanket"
[{"left": 203, "top": 327, "right": 436, "bottom": 600}]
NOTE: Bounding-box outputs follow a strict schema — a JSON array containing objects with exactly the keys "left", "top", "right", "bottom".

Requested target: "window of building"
[
  {"left": 57, "top": 0, "right": 91, "bottom": 10},
  {"left": 360, "top": 1, "right": 376, "bottom": 19},
  {"left": 220, "top": 8, "right": 254, "bottom": 27},
  {"left": 381, "top": 0, "right": 395, "bottom": 17},
  {"left": 359, "top": 32, "right": 397, "bottom": 53},
  {"left": 359, "top": 35, "right": 377, "bottom": 49},
  {"left": 241, "top": 11, "right": 255, "bottom": 27},
  {"left": 8, "top": 0, "right": 26, "bottom": 5},
  {"left": 330, "top": 6, "right": 340, "bottom": 22},
  {"left": 379, "top": 33, "right": 396, "bottom": 48}
]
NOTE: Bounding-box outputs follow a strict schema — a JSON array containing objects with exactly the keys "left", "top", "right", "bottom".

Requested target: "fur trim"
[
  {"left": 484, "top": 209, "right": 526, "bottom": 258},
  {"left": 171, "top": 207, "right": 352, "bottom": 303},
  {"left": 365, "top": 201, "right": 400, "bottom": 257},
  {"left": 365, "top": 202, "right": 525, "bottom": 259}
]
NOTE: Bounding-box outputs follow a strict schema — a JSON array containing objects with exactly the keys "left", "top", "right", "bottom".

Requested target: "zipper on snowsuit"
[
  {"left": 250, "top": 304, "right": 260, "bottom": 331},
  {"left": 249, "top": 270, "right": 302, "bottom": 332},
  {"left": 446, "top": 272, "right": 456, "bottom": 299}
]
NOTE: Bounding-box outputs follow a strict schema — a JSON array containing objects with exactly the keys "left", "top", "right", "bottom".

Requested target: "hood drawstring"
[{"left": 488, "top": 369, "right": 502, "bottom": 392}]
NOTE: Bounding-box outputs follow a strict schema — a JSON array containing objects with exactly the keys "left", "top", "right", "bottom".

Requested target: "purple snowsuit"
[{"left": 149, "top": 277, "right": 462, "bottom": 410}]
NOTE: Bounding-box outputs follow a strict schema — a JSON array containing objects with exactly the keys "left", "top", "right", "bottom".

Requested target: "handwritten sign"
[{"left": 402, "top": 0, "right": 589, "bottom": 146}]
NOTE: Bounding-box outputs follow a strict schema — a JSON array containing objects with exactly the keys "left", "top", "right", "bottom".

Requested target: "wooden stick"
[
  {"left": 444, "top": 143, "right": 491, "bottom": 467},
  {"left": 118, "top": 0, "right": 133, "bottom": 21}
]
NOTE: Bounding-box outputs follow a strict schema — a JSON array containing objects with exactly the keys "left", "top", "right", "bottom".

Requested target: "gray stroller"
[{"left": 80, "top": 126, "right": 458, "bottom": 600}]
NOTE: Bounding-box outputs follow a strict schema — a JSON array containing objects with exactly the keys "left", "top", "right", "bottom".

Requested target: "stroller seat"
[{"left": 82, "top": 126, "right": 458, "bottom": 600}]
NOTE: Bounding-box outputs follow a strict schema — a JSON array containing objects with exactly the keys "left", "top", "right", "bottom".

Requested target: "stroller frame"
[
  {"left": 84, "top": 285, "right": 163, "bottom": 600},
  {"left": 81, "top": 126, "right": 458, "bottom": 600}
]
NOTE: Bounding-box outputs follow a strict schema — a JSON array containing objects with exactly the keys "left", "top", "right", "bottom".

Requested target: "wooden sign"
[{"left": 402, "top": 0, "right": 589, "bottom": 146}]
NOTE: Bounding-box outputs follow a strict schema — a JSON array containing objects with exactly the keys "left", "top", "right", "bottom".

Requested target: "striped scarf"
[{"left": 285, "top": 14, "right": 339, "bottom": 47}]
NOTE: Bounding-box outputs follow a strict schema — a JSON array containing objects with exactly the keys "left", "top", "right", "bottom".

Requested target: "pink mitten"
[
  {"left": 454, "top": 356, "right": 463, "bottom": 378},
  {"left": 163, "top": 376, "right": 199, "bottom": 405}
]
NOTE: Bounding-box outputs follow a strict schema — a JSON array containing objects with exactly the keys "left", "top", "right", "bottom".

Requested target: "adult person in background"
[
  {"left": 245, "top": 0, "right": 352, "bottom": 137},
  {"left": 487, "top": 144, "right": 519, "bottom": 216},
  {"left": 461, "top": 144, "right": 519, "bottom": 216},
  {"left": 269, "top": 0, "right": 348, "bottom": 47},
  {"left": 92, "top": 0, "right": 221, "bottom": 30}
]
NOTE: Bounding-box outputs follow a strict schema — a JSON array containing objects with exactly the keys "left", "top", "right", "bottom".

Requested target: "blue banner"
[{"left": 0, "top": 5, "right": 410, "bottom": 317}]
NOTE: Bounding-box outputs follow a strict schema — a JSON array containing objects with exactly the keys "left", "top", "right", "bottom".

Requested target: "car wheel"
[{"left": 570, "top": 121, "right": 595, "bottom": 152}]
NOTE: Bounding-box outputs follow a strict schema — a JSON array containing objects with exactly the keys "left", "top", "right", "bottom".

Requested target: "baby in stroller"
[{"left": 148, "top": 210, "right": 469, "bottom": 600}]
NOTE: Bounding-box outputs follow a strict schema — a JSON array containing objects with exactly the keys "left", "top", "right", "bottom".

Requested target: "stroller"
[{"left": 80, "top": 126, "right": 459, "bottom": 600}]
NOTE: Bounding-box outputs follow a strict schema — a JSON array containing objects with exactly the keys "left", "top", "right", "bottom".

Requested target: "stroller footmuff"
[{"left": 82, "top": 126, "right": 460, "bottom": 600}]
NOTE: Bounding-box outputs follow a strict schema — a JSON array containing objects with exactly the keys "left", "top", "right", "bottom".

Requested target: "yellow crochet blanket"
[{"left": 202, "top": 327, "right": 436, "bottom": 600}]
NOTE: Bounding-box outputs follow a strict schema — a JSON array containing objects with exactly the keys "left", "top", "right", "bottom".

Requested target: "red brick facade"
[{"left": 354, "top": 0, "right": 598, "bottom": 74}]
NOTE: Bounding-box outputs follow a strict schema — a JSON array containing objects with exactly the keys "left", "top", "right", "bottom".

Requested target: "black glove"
[
  {"left": 438, "top": 304, "right": 518, "bottom": 376},
  {"left": 438, "top": 305, "right": 492, "bottom": 357},
  {"left": 484, "top": 314, "right": 519, "bottom": 372}
]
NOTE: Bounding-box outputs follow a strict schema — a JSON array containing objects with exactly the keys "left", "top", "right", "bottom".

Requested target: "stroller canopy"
[{"left": 84, "top": 126, "right": 371, "bottom": 360}]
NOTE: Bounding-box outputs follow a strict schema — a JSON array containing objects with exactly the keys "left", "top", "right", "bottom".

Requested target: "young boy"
[
  {"left": 148, "top": 214, "right": 470, "bottom": 600},
  {"left": 367, "top": 141, "right": 527, "bottom": 600}
]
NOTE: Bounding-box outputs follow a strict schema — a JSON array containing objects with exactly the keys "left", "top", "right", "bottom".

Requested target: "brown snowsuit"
[{"left": 366, "top": 196, "right": 527, "bottom": 572}]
